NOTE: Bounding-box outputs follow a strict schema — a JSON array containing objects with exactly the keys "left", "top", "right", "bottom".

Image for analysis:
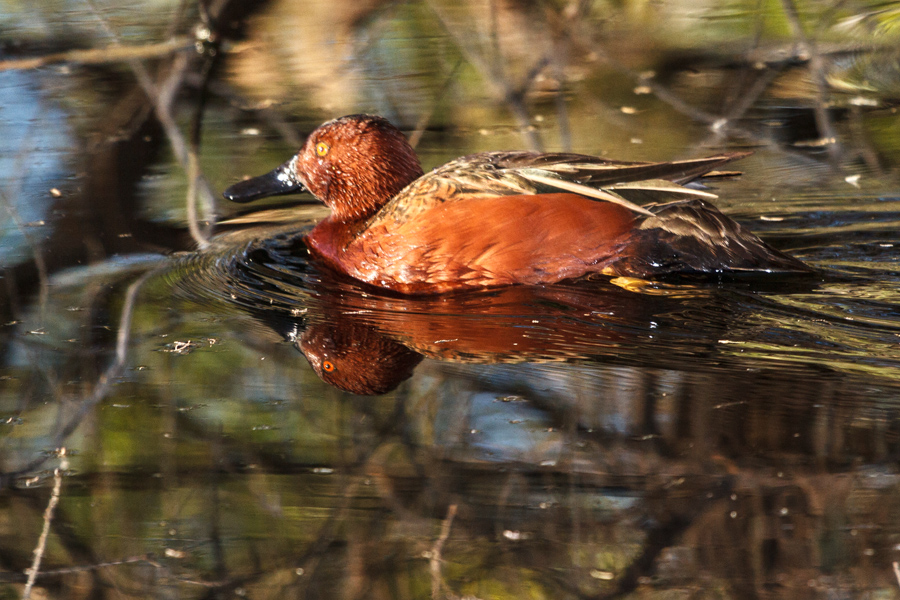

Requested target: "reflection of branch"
[
  {"left": 409, "top": 60, "right": 464, "bottom": 149},
  {"left": 551, "top": 9, "right": 834, "bottom": 166},
  {"left": 699, "top": 65, "right": 784, "bottom": 150},
  {"left": 0, "top": 38, "right": 191, "bottom": 72},
  {"left": 187, "top": 11, "right": 221, "bottom": 249},
  {"left": 83, "top": 0, "right": 214, "bottom": 249},
  {"left": 424, "top": 0, "right": 544, "bottom": 150},
  {"left": 22, "top": 449, "right": 68, "bottom": 600},
  {"left": 0, "top": 266, "right": 158, "bottom": 485},
  {"left": 552, "top": 55, "right": 572, "bottom": 151},
  {"left": 185, "top": 149, "right": 209, "bottom": 248},
  {"left": 780, "top": 0, "right": 842, "bottom": 164},
  {"left": 847, "top": 104, "right": 883, "bottom": 174}
]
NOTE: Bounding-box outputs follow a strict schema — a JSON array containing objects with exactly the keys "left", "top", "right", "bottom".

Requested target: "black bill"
[{"left": 223, "top": 161, "right": 307, "bottom": 203}]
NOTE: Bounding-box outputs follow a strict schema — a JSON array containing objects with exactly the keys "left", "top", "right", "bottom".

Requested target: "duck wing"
[
  {"left": 485, "top": 150, "right": 752, "bottom": 187},
  {"left": 372, "top": 151, "right": 751, "bottom": 228}
]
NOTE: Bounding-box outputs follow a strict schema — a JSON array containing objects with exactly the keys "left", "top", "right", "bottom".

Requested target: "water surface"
[{"left": 2, "top": 1, "right": 900, "bottom": 598}]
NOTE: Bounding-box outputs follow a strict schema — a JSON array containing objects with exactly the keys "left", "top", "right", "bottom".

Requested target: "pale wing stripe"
[
  {"left": 519, "top": 172, "right": 655, "bottom": 217},
  {"left": 609, "top": 179, "right": 719, "bottom": 199}
]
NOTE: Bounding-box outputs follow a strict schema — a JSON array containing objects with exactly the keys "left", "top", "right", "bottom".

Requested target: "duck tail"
[{"left": 609, "top": 198, "right": 813, "bottom": 278}]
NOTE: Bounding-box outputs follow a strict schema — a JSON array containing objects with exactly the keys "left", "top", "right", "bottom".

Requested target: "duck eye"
[
  {"left": 322, "top": 360, "right": 335, "bottom": 373},
  {"left": 315, "top": 142, "right": 330, "bottom": 157}
]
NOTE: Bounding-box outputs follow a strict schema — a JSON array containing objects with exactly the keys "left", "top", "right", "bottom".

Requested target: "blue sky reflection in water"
[
  {"left": 2, "top": 1, "right": 900, "bottom": 599},
  {"left": 0, "top": 71, "right": 71, "bottom": 266}
]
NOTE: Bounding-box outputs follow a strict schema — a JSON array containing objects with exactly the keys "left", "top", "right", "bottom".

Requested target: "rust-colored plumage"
[
  {"left": 298, "top": 321, "right": 422, "bottom": 395},
  {"left": 332, "top": 193, "right": 634, "bottom": 294},
  {"left": 224, "top": 114, "right": 811, "bottom": 294}
]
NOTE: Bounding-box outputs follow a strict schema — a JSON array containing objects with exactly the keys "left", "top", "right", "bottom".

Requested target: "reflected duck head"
[
  {"left": 297, "top": 321, "right": 423, "bottom": 395},
  {"left": 224, "top": 114, "right": 424, "bottom": 222}
]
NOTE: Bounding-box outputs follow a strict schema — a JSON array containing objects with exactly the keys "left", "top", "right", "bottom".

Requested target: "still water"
[{"left": 2, "top": 1, "right": 900, "bottom": 598}]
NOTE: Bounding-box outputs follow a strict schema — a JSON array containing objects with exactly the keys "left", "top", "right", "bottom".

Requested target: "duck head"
[{"left": 223, "top": 114, "right": 424, "bottom": 222}]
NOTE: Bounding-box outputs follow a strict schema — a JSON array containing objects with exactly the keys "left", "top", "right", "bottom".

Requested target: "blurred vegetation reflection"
[{"left": 1, "top": 0, "right": 900, "bottom": 598}]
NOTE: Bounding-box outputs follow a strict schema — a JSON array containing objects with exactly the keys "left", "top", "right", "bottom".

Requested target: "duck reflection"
[
  {"left": 297, "top": 321, "right": 422, "bottom": 395},
  {"left": 178, "top": 227, "right": 753, "bottom": 395},
  {"left": 291, "top": 283, "right": 671, "bottom": 396}
]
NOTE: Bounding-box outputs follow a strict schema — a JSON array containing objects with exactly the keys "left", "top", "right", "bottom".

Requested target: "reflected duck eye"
[
  {"left": 315, "top": 142, "right": 330, "bottom": 157},
  {"left": 322, "top": 360, "right": 335, "bottom": 373}
]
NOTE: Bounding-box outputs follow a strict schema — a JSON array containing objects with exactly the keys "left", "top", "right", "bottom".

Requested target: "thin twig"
[
  {"left": 22, "top": 449, "right": 69, "bottom": 600},
  {"left": 2, "top": 555, "right": 151, "bottom": 582},
  {"left": 700, "top": 65, "right": 784, "bottom": 148},
  {"left": 185, "top": 149, "right": 208, "bottom": 247},
  {"left": 186, "top": 16, "right": 219, "bottom": 245},
  {"left": 429, "top": 503, "right": 458, "bottom": 600},
  {"left": 140, "top": 51, "right": 215, "bottom": 249},
  {"left": 847, "top": 104, "right": 884, "bottom": 174},
  {"left": 0, "top": 38, "right": 190, "bottom": 72},
  {"left": 554, "top": 6, "right": 828, "bottom": 165}
]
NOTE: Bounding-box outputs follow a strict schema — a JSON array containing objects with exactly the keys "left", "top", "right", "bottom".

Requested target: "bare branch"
[
  {"left": 429, "top": 503, "right": 458, "bottom": 600},
  {"left": 0, "top": 38, "right": 191, "bottom": 72},
  {"left": 23, "top": 449, "right": 69, "bottom": 600}
]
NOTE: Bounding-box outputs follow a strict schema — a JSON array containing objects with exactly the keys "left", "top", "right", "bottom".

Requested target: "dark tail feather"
[{"left": 608, "top": 198, "right": 813, "bottom": 278}]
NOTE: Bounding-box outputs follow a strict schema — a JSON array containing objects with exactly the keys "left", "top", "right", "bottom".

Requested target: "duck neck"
[{"left": 306, "top": 213, "right": 369, "bottom": 271}]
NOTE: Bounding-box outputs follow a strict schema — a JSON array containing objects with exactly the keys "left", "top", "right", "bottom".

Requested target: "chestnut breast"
[{"left": 307, "top": 193, "right": 636, "bottom": 294}]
